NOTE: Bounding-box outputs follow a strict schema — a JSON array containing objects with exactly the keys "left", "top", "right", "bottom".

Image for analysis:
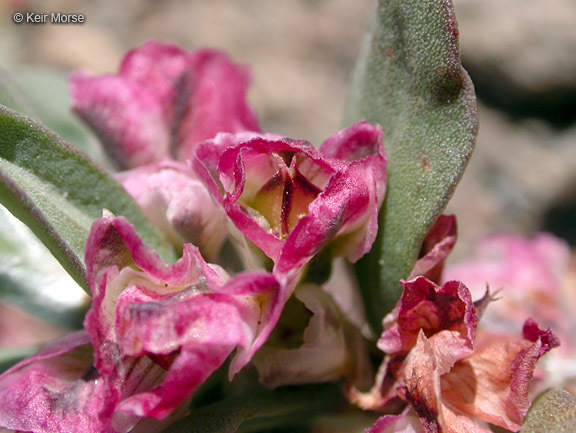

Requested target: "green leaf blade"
[
  {"left": 0, "top": 105, "right": 176, "bottom": 291},
  {"left": 345, "top": 0, "right": 478, "bottom": 332}
]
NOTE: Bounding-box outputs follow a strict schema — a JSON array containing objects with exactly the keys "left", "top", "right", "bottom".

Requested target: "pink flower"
[
  {"left": 85, "top": 215, "right": 281, "bottom": 419},
  {"left": 0, "top": 332, "right": 190, "bottom": 433},
  {"left": 194, "top": 121, "right": 387, "bottom": 284},
  {"left": 70, "top": 41, "right": 259, "bottom": 169},
  {"left": 0, "top": 216, "right": 283, "bottom": 432},
  {"left": 354, "top": 277, "right": 559, "bottom": 433},
  {"left": 70, "top": 41, "right": 258, "bottom": 257},
  {"left": 443, "top": 234, "right": 570, "bottom": 334},
  {"left": 117, "top": 161, "right": 226, "bottom": 260}
]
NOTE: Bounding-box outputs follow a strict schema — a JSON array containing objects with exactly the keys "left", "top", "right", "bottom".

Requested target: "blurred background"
[{"left": 0, "top": 0, "right": 575, "bottom": 259}]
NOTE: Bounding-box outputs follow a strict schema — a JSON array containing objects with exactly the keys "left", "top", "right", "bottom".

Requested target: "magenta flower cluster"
[{"left": 0, "top": 42, "right": 561, "bottom": 433}]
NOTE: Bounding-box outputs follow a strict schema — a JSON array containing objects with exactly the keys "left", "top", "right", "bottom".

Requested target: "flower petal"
[
  {"left": 84, "top": 216, "right": 282, "bottom": 419},
  {"left": 367, "top": 410, "right": 425, "bottom": 433},
  {"left": 117, "top": 160, "right": 227, "bottom": 260},
  {"left": 194, "top": 123, "right": 386, "bottom": 285},
  {"left": 443, "top": 234, "right": 570, "bottom": 333},
  {"left": 176, "top": 50, "right": 260, "bottom": 161},
  {"left": 443, "top": 234, "right": 576, "bottom": 392},
  {"left": 253, "top": 284, "right": 349, "bottom": 388},
  {"left": 70, "top": 70, "right": 170, "bottom": 169},
  {"left": 400, "top": 332, "right": 493, "bottom": 433},
  {"left": 441, "top": 319, "right": 560, "bottom": 431},
  {"left": 409, "top": 215, "right": 457, "bottom": 283},
  {"left": 378, "top": 278, "right": 477, "bottom": 363},
  {"left": 0, "top": 332, "right": 118, "bottom": 433}
]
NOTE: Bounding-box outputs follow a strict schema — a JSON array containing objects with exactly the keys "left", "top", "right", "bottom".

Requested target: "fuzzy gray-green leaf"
[
  {"left": 521, "top": 389, "right": 576, "bottom": 433},
  {"left": 345, "top": 0, "right": 478, "bottom": 332}
]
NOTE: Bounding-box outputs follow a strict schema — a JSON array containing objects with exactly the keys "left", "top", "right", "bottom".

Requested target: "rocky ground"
[{"left": 1, "top": 0, "right": 575, "bottom": 259}]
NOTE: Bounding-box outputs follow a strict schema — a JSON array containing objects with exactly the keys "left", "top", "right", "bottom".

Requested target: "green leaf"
[
  {"left": 0, "top": 204, "right": 87, "bottom": 328},
  {"left": 344, "top": 0, "right": 478, "bottom": 332},
  {"left": 521, "top": 389, "right": 576, "bottom": 433},
  {"left": 0, "top": 105, "right": 176, "bottom": 292},
  {"left": 162, "top": 385, "right": 341, "bottom": 433}
]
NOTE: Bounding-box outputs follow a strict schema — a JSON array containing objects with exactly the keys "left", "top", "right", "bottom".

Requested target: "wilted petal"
[
  {"left": 367, "top": 409, "right": 425, "bottom": 433},
  {"left": 441, "top": 319, "right": 560, "bottom": 431},
  {"left": 439, "top": 405, "right": 492, "bottom": 433},
  {"left": 399, "top": 332, "right": 492, "bottom": 433},
  {"left": 378, "top": 278, "right": 477, "bottom": 365},
  {"left": 117, "top": 160, "right": 226, "bottom": 260},
  {"left": 70, "top": 41, "right": 258, "bottom": 169},
  {"left": 399, "top": 332, "right": 444, "bottom": 433},
  {"left": 254, "top": 284, "right": 351, "bottom": 388},
  {"left": 84, "top": 216, "right": 281, "bottom": 419},
  {"left": 397, "top": 318, "right": 559, "bottom": 432},
  {"left": 409, "top": 215, "right": 457, "bottom": 283},
  {"left": 444, "top": 234, "right": 576, "bottom": 392},
  {"left": 351, "top": 278, "right": 478, "bottom": 413},
  {"left": 360, "top": 275, "right": 559, "bottom": 432}
]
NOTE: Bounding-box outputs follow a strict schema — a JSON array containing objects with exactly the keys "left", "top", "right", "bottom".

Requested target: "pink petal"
[
  {"left": 84, "top": 216, "right": 282, "bottom": 419},
  {"left": 70, "top": 71, "right": 170, "bottom": 169},
  {"left": 176, "top": 50, "right": 260, "bottom": 161},
  {"left": 367, "top": 410, "right": 425, "bottom": 433},
  {"left": 0, "top": 332, "right": 121, "bottom": 433},
  {"left": 117, "top": 160, "right": 227, "bottom": 261},
  {"left": 320, "top": 121, "right": 383, "bottom": 163},
  {"left": 409, "top": 215, "right": 457, "bottom": 283},
  {"left": 378, "top": 278, "right": 477, "bottom": 362},
  {"left": 217, "top": 137, "right": 337, "bottom": 262},
  {"left": 194, "top": 122, "right": 386, "bottom": 285}
]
